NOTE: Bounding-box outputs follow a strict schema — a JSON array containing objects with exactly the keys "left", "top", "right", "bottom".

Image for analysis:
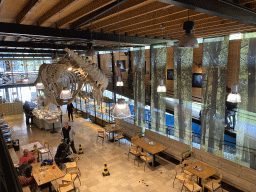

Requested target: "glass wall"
[{"left": 0, "top": 59, "right": 51, "bottom": 85}]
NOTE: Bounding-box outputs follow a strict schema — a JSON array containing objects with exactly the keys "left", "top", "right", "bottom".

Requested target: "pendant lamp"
[
  {"left": 227, "top": 85, "right": 241, "bottom": 103},
  {"left": 116, "top": 76, "right": 123, "bottom": 86},
  {"left": 227, "top": 45, "right": 241, "bottom": 103},
  {"left": 157, "top": 79, "right": 166, "bottom": 92},
  {"left": 85, "top": 43, "right": 96, "bottom": 57},
  {"left": 178, "top": 10, "right": 198, "bottom": 48},
  {"left": 23, "top": 78, "right": 29, "bottom": 83},
  {"left": 36, "top": 82, "right": 45, "bottom": 89},
  {"left": 60, "top": 89, "right": 72, "bottom": 100},
  {"left": 112, "top": 98, "right": 132, "bottom": 119}
]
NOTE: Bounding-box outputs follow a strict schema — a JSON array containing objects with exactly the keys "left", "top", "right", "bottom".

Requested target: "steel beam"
[
  {"left": 157, "top": 0, "right": 256, "bottom": 26},
  {"left": 0, "top": 41, "right": 128, "bottom": 51},
  {"left": 0, "top": 22, "right": 173, "bottom": 45},
  {"left": 0, "top": 48, "right": 66, "bottom": 54},
  {"left": 0, "top": 54, "right": 57, "bottom": 58}
]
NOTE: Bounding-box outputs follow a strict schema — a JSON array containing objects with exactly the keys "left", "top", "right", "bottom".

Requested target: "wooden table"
[
  {"left": 32, "top": 162, "right": 64, "bottom": 191},
  {"left": 104, "top": 124, "right": 120, "bottom": 142},
  {"left": 131, "top": 137, "right": 168, "bottom": 167},
  {"left": 20, "top": 141, "right": 43, "bottom": 153},
  {"left": 44, "top": 118, "right": 60, "bottom": 133},
  {"left": 184, "top": 161, "right": 218, "bottom": 185}
]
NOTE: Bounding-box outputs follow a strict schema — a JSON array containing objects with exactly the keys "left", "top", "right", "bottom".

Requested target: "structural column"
[
  {"left": 200, "top": 36, "right": 229, "bottom": 157},
  {"left": 174, "top": 46, "right": 193, "bottom": 146},
  {"left": 236, "top": 32, "right": 256, "bottom": 168},
  {"left": 150, "top": 44, "right": 167, "bottom": 133},
  {"left": 133, "top": 47, "right": 146, "bottom": 132}
]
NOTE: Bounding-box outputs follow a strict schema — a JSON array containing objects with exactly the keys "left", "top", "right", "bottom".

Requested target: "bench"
[
  {"left": 145, "top": 129, "right": 191, "bottom": 163},
  {"left": 192, "top": 147, "right": 256, "bottom": 192},
  {"left": 115, "top": 118, "right": 142, "bottom": 139},
  {"left": 9, "top": 148, "right": 19, "bottom": 165}
]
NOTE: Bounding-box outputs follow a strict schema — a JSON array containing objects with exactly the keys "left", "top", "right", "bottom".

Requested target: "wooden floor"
[{"left": 6, "top": 112, "right": 228, "bottom": 192}]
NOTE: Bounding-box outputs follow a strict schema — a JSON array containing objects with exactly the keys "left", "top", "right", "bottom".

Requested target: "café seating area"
[{"left": 6, "top": 112, "right": 256, "bottom": 192}]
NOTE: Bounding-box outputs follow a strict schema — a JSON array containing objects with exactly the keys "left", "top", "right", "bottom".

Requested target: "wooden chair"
[
  {"left": 182, "top": 159, "right": 194, "bottom": 177},
  {"left": 114, "top": 131, "right": 125, "bottom": 146},
  {"left": 62, "top": 168, "right": 81, "bottom": 187},
  {"left": 202, "top": 174, "right": 223, "bottom": 192},
  {"left": 57, "top": 173, "right": 76, "bottom": 192},
  {"left": 128, "top": 144, "right": 140, "bottom": 162},
  {"left": 130, "top": 136, "right": 140, "bottom": 148},
  {"left": 31, "top": 149, "right": 39, "bottom": 162},
  {"left": 97, "top": 130, "right": 108, "bottom": 145},
  {"left": 39, "top": 141, "right": 51, "bottom": 161},
  {"left": 173, "top": 164, "right": 192, "bottom": 188},
  {"left": 139, "top": 152, "right": 153, "bottom": 171},
  {"left": 182, "top": 179, "right": 202, "bottom": 192},
  {"left": 66, "top": 154, "right": 81, "bottom": 175}
]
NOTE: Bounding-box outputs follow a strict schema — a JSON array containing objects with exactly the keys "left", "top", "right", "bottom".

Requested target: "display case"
[
  {"left": 0, "top": 116, "right": 12, "bottom": 148},
  {"left": 32, "top": 108, "right": 61, "bottom": 130}
]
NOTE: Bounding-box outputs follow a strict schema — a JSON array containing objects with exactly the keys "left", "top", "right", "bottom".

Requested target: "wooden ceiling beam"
[
  {"left": 103, "top": 5, "right": 184, "bottom": 33},
  {"left": 36, "top": 0, "right": 76, "bottom": 26},
  {"left": 71, "top": 0, "right": 128, "bottom": 29},
  {"left": 166, "top": 25, "right": 256, "bottom": 39},
  {"left": 133, "top": 15, "right": 221, "bottom": 36},
  {"left": 162, "top": 22, "right": 250, "bottom": 38},
  {"left": 158, "top": 0, "right": 256, "bottom": 26},
  {"left": 52, "top": 0, "right": 116, "bottom": 28},
  {"left": 119, "top": 10, "right": 205, "bottom": 35},
  {"left": 82, "top": 0, "right": 149, "bottom": 30},
  {"left": 143, "top": 19, "right": 237, "bottom": 37},
  {"left": 15, "top": 0, "right": 40, "bottom": 24},
  {"left": 90, "top": 1, "right": 170, "bottom": 31},
  {"left": 238, "top": 0, "right": 256, "bottom": 5}
]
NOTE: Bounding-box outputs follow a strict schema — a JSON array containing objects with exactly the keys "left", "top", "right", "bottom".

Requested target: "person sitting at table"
[
  {"left": 18, "top": 157, "right": 38, "bottom": 192},
  {"left": 19, "top": 149, "right": 36, "bottom": 165}
]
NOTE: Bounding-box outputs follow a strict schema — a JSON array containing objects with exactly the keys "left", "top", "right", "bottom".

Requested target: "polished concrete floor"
[{"left": 5, "top": 112, "right": 226, "bottom": 192}]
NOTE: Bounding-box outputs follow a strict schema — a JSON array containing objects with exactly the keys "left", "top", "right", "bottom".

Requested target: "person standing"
[
  {"left": 23, "top": 101, "right": 32, "bottom": 125},
  {"left": 67, "top": 103, "right": 74, "bottom": 122},
  {"left": 60, "top": 122, "right": 77, "bottom": 154}
]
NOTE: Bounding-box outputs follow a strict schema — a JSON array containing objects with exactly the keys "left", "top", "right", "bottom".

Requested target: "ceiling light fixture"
[
  {"left": 227, "top": 85, "right": 241, "bottom": 103},
  {"left": 68, "top": 67, "right": 72, "bottom": 71},
  {"left": 85, "top": 22, "right": 96, "bottom": 57},
  {"left": 112, "top": 98, "right": 132, "bottom": 119},
  {"left": 36, "top": 82, "right": 45, "bottom": 89},
  {"left": 116, "top": 76, "right": 123, "bottom": 86},
  {"left": 157, "top": 79, "right": 166, "bottom": 92},
  {"left": 23, "top": 78, "right": 29, "bottom": 83},
  {"left": 178, "top": 10, "right": 198, "bottom": 48},
  {"left": 60, "top": 88, "right": 72, "bottom": 100},
  {"left": 227, "top": 43, "right": 241, "bottom": 103},
  {"left": 85, "top": 42, "right": 96, "bottom": 57}
]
